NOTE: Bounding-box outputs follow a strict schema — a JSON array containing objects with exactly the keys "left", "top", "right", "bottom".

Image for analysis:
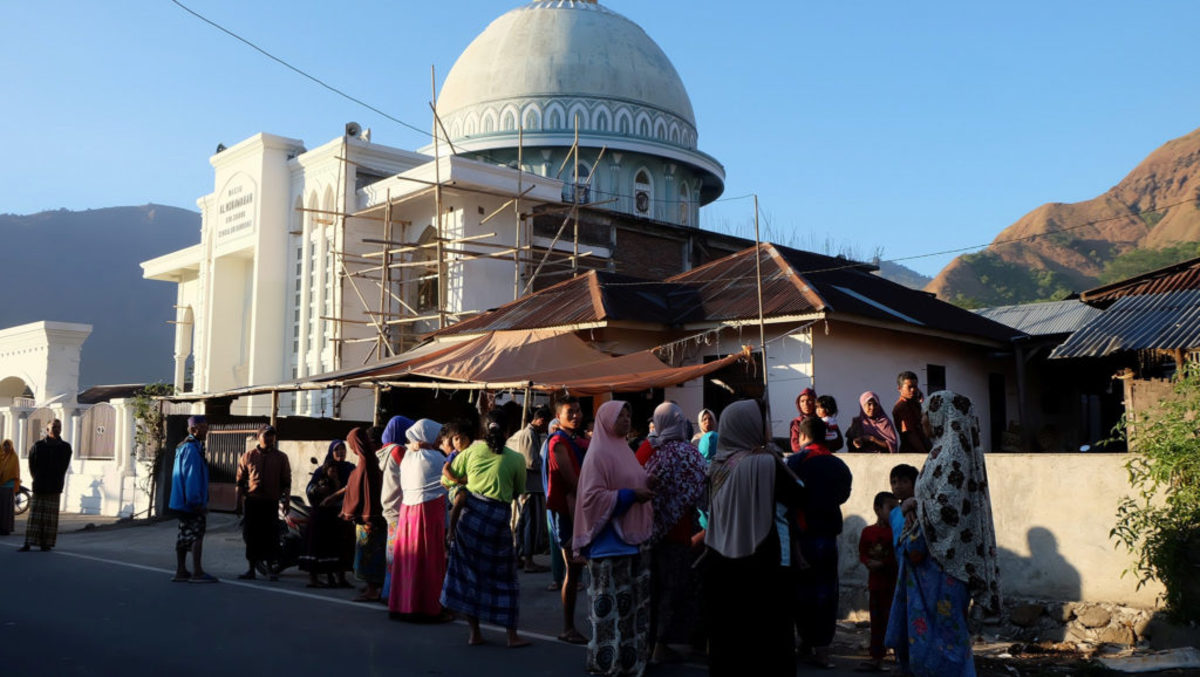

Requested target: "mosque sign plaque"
[{"left": 215, "top": 176, "right": 256, "bottom": 242}]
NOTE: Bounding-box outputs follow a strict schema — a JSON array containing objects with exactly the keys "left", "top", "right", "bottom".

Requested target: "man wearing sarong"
[
  {"left": 170, "top": 416, "right": 215, "bottom": 582},
  {"left": 19, "top": 419, "right": 72, "bottom": 552},
  {"left": 507, "top": 404, "right": 551, "bottom": 573},
  {"left": 236, "top": 424, "right": 291, "bottom": 580}
]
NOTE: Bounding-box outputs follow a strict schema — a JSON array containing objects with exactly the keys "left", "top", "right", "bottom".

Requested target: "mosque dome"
[{"left": 433, "top": 0, "right": 724, "bottom": 205}]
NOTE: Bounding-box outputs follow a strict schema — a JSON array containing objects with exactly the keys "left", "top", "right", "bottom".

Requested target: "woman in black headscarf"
[{"left": 300, "top": 440, "right": 355, "bottom": 588}]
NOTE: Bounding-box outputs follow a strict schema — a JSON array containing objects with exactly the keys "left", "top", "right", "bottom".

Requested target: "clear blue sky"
[{"left": 3, "top": 1, "right": 1199, "bottom": 277}]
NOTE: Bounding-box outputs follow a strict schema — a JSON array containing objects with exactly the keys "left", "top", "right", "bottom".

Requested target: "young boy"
[
  {"left": 859, "top": 491, "right": 900, "bottom": 671},
  {"left": 885, "top": 463, "right": 920, "bottom": 673}
]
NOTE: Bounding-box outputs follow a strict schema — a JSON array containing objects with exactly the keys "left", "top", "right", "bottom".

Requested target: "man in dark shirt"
[
  {"left": 235, "top": 424, "right": 291, "bottom": 580},
  {"left": 892, "top": 371, "right": 930, "bottom": 455},
  {"left": 20, "top": 419, "right": 73, "bottom": 552}
]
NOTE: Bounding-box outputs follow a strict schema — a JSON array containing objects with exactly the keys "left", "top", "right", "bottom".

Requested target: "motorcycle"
[
  {"left": 253, "top": 494, "right": 311, "bottom": 577},
  {"left": 14, "top": 486, "right": 31, "bottom": 515}
]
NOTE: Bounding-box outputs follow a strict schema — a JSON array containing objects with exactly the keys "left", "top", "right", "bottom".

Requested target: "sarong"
[
  {"left": 0, "top": 486, "right": 13, "bottom": 535},
  {"left": 389, "top": 496, "right": 447, "bottom": 615},
  {"left": 242, "top": 496, "right": 280, "bottom": 563},
  {"left": 382, "top": 518, "right": 398, "bottom": 597},
  {"left": 587, "top": 550, "right": 652, "bottom": 677},
  {"left": 25, "top": 492, "right": 61, "bottom": 548},
  {"left": 299, "top": 506, "right": 344, "bottom": 574},
  {"left": 513, "top": 492, "right": 547, "bottom": 559},
  {"left": 441, "top": 493, "right": 519, "bottom": 627},
  {"left": 795, "top": 534, "right": 840, "bottom": 648},
  {"left": 176, "top": 513, "right": 207, "bottom": 548},
  {"left": 354, "top": 521, "right": 387, "bottom": 586}
]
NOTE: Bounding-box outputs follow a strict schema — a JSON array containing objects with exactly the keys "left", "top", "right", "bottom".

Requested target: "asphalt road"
[{"left": 0, "top": 516, "right": 871, "bottom": 676}]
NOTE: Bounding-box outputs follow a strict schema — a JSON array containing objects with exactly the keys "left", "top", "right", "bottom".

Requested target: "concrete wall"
[{"left": 836, "top": 452, "right": 1163, "bottom": 609}]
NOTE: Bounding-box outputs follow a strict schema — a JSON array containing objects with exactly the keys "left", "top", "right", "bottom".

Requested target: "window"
[
  {"left": 634, "top": 170, "right": 653, "bottom": 215},
  {"left": 415, "top": 226, "right": 438, "bottom": 312},
  {"left": 562, "top": 161, "right": 592, "bottom": 204},
  {"left": 926, "top": 364, "right": 946, "bottom": 394}
]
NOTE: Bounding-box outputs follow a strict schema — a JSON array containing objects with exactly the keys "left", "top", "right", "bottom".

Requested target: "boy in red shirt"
[{"left": 858, "top": 490, "right": 900, "bottom": 671}]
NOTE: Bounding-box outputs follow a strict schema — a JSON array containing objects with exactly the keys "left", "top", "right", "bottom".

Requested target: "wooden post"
[
  {"left": 515, "top": 125, "right": 524, "bottom": 301},
  {"left": 572, "top": 115, "right": 580, "bottom": 274},
  {"left": 270, "top": 390, "right": 279, "bottom": 428},
  {"left": 753, "top": 194, "right": 772, "bottom": 438},
  {"left": 432, "top": 65, "right": 447, "bottom": 329}
]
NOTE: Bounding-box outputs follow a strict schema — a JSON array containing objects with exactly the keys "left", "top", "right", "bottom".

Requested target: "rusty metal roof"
[
  {"left": 1080, "top": 256, "right": 1200, "bottom": 308},
  {"left": 1050, "top": 289, "right": 1200, "bottom": 359},
  {"left": 974, "top": 300, "right": 1102, "bottom": 336}
]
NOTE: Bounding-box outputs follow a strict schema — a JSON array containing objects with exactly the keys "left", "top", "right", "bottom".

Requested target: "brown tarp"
[{"left": 343, "top": 329, "right": 749, "bottom": 394}]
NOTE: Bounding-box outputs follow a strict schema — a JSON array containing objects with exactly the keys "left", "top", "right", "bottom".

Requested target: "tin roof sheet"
[
  {"left": 1080, "top": 256, "right": 1200, "bottom": 307},
  {"left": 974, "top": 300, "right": 1103, "bottom": 336},
  {"left": 1049, "top": 289, "right": 1200, "bottom": 359}
]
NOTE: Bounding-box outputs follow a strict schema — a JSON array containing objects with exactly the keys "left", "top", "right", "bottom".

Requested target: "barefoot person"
[
  {"left": 546, "top": 396, "right": 590, "bottom": 644},
  {"left": 341, "top": 428, "right": 387, "bottom": 602},
  {"left": 169, "top": 416, "right": 216, "bottom": 583},
  {"left": 440, "top": 410, "right": 531, "bottom": 647},
  {"left": 19, "top": 419, "right": 72, "bottom": 552}
]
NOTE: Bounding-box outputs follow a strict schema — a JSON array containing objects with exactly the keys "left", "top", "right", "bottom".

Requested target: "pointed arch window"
[{"left": 634, "top": 169, "right": 653, "bottom": 215}]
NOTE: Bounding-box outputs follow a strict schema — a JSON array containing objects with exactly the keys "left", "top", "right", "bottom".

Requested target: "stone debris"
[{"left": 1097, "top": 647, "right": 1200, "bottom": 673}]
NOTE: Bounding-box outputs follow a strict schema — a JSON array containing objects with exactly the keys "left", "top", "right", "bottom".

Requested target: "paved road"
[{"left": 0, "top": 515, "right": 872, "bottom": 676}]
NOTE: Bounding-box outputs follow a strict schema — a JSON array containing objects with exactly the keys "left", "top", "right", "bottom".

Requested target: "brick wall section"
[{"left": 613, "top": 228, "right": 685, "bottom": 280}]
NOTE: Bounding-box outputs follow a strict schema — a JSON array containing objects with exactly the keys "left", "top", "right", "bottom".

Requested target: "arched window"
[
  {"left": 562, "top": 161, "right": 592, "bottom": 204},
  {"left": 415, "top": 226, "right": 438, "bottom": 312},
  {"left": 595, "top": 109, "right": 610, "bottom": 132},
  {"left": 482, "top": 114, "right": 495, "bottom": 134},
  {"left": 523, "top": 108, "right": 540, "bottom": 131},
  {"left": 634, "top": 169, "right": 653, "bottom": 215},
  {"left": 678, "top": 183, "right": 691, "bottom": 227},
  {"left": 548, "top": 109, "right": 563, "bottom": 130},
  {"left": 501, "top": 110, "right": 516, "bottom": 131},
  {"left": 618, "top": 114, "right": 631, "bottom": 135},
  {"left": 638, "top": 119, "right": 650, "bottom": 137}
]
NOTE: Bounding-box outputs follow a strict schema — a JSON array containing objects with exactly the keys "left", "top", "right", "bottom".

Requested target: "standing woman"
[
  {"left": 846, "top": 391, "right": 899, "bottom": 453},
  {"left": 379, "top": 415, "right": 414, "bottom": 600},
  {"left": 636, "top": 402, "right": 706, "bottom": 664},
  {"left": 575, "top": 400, "right": 655, "bottom": 676},
  {"left": 301, "top": 440, "right": 354, "bottom": 588},
  {"left": 441, "top": 410, "right": 530, "bottom": 647},
  {"left": 341, "top": 427, "right": 387, "bottom": 602},
  {"left": 704, "top": 400, "right": 805, "bottom": 676},
  {"left": 886, "top": 391, "right": 1001, "bottom": 677},
  {"left": 0, "top": 439, "right": 19, "bottom": 536},
  {"left": 693, "top": 409, "right": 719, "bottom": 463},
  {"left": 388, "top": 418, "right": 450, "bottom": 620}
]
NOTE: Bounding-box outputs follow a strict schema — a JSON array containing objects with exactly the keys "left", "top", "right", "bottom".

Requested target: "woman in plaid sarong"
[{"left": 440, "top": 412, "right": 530, "bottom": 648}]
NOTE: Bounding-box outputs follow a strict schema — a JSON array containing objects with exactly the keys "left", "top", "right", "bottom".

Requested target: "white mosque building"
[{"left": 142, "top": 0, "right": 740, "bottom": 421}]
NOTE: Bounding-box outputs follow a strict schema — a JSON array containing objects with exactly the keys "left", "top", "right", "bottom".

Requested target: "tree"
[
  {"left": 1110, "top": 363, "right": 1200, "bottom": 621},
  {"left": 131, "top": 382, "right": 175, "bottom": 518}
]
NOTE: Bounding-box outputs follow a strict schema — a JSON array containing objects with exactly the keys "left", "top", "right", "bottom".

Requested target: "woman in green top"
[{"left": 440, "top": 410, "right": 530, "bottom": 648}]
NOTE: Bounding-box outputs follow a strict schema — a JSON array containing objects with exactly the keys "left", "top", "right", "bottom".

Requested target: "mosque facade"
[{"left": 142, "top": 0, "right": 740, "bottom": 421}]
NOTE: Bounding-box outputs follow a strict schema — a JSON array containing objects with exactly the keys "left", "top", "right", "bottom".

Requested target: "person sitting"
[{"left": 846, "top": 391, "right": 899, "bottom": 453}]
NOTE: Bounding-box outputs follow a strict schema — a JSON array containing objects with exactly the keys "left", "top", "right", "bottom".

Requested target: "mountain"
[
  {"left": 874, "top": 260, "right": 932, "bottom": 290},
  {"left": 927, "top": 127, "right": 1200, "bottom": 307},
  {"left": 0, "top": 205, "right": 199, "bottom": 388}
]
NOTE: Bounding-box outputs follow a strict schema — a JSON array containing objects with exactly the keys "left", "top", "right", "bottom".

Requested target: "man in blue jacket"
[{"left": 170, "top": 415, "right": 215, "bottom": 582}]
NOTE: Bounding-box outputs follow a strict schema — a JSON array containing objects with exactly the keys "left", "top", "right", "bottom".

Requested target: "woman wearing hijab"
[
  {"left": 388, "top": 419, "right": 451, "bottom": 620},
  {"left": 789, "top": 387, "right": 819, "bottom": 452},
  {"left": 575, "top": 400, "right": 654, "bottom": 676},
  {"left": 635, "top": 402, "right": 706, "bottom": 664},
  {"left": 379, "top": 415, "right": 414, "bottom": 599},
  {"left": 846, "top": 391, "right": 899, "bottom": 453},
  {"left": 441, "top": 410, "right": 531, "bottom": 648},
  {"left": 300, "top": 440, "right": 355, "bottom": 588},
  {"left": 0, "top": 439, "right": 20, "bottom": 535},
  {"left": 704, "top": 400, "right": 805, "bottom": 677},
  {"left": 692, "top": 409, "right": 719, "bottom": 463},
  {"left": 885, "top": 391, "right": 1001, "bottom": 677},
  {"left": 340, "top": 427, "right": 387, "bottom": 602}
]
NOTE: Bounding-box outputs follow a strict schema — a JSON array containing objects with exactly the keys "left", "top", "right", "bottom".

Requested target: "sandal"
[
  {"left": 557, "top": 630, "right": 589, "bottom": 645},
  {"left": 189, "top": 573, "right": 219, "bottom": 584},
  {"left": 170, "top": 573, "right": 191, "bottom": 583}
]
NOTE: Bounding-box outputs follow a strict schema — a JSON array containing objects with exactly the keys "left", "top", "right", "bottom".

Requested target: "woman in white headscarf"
[
  {"left": 387, "top": 419, "right": 451, "bottom": 621},
  {"left": 885, "top": 391, "right": 1000, "bottom": 677},
  {"left": 703, "top": 399, "right": 805, "bottom": 676}
]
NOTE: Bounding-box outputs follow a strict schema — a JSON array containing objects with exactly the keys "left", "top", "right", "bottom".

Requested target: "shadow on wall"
[
  {"left": 838, "top": 514, "right": 870, "bottom": 616},
  {"left": 998, "top": 526, "right": 1082, "bottom": 604},
  {"left": 78, "top": 477, "right": 103, "bottom": 515}
]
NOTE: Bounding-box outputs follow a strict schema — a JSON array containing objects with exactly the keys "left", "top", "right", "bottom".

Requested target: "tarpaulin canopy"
[{"left": 342, "top": 329, "right": 749, "bottom": 394}]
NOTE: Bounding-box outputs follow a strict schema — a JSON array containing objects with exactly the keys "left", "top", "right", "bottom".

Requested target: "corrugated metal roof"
[
  {"left": 974, "top": 300, "right": 1103, "bottom": 336},
  {"left": 1049, "top": 289, "right": 1200, "bottom": 359},
  {"left": 1080, "top": 256, "right": 1200, "bottom": 307}
]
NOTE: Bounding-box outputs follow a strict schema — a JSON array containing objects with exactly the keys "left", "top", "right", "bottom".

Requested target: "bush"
[{"left": 1110, "top": 363, "right": 1200, "bottom": 621}]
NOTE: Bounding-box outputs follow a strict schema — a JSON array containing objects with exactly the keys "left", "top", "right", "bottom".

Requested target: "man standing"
[
  {"left": 235, "top": 424, "right": 291, "bottom": 581},
  {"left": 170, "top": 416, "right": 216, "bottom": 583},
  {"left": 892, "top": 371, "right": 930, "bottom": 455},
  {"left": 19, "top": 419, "right": 72, "bottom": 552},
  {"left": 545, "top": 396, "right": 589, "bottom": 644},
  {"left": 508, "top": 404, "right": 551, "bottom": 573}
]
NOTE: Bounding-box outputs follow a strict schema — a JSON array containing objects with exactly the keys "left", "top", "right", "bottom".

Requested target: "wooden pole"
[
  {"left": 432, "top": 65, "right": 446, "bottom": 330},
  {"left": 515, "top": 125, "right": 524, "bottom": 301},
  {"left": 753, "top": 194, "right": 772, "bottom": 438},
  {"left": 270, "top": 390, "right": 279, "bottom": 428},
  {"left": 379, "top": 188, "right": 392, "bottom": 360},
  {"left": 572, "top": 114, "right": 580, "bottom": 274}
]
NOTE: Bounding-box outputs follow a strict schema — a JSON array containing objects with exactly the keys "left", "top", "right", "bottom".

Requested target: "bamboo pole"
[
  {"left": 432, "top": 65, "right": 446, "bottom": 330},
  {"left": 753, "top": 194, "right": 771, "bottom": 437},
  {"left": 515, "top": 125, "right": 523, "bottom": 301}
]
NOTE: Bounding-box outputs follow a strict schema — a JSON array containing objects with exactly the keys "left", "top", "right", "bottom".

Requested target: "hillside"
[
  {"left": 0, "top": 205, "right": 199, "bottom": 387},
  {"left": 928, "top": 127, "right": 1200, "bottom": 307}
]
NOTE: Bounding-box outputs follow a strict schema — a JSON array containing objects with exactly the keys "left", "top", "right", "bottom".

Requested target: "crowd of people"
[{"left": 159, "top": 368, "right": 998, "bottom": 677}]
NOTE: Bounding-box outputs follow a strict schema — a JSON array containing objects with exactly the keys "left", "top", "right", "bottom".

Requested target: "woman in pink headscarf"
[
  {"left": 846, "top": 391, "right": 899, "bottom": 453},
  {"left": 574, "top": 400, "right": 654, "bottom": 676}
]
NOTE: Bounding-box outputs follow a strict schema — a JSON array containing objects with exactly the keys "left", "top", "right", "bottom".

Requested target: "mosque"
[{"left": 142, "top": 0, "right": 750, "bottom": 421}]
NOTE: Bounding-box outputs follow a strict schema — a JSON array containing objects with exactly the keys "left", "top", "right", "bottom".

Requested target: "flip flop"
[
  {"left": 170, "top": 573, "right": 191, "bottom": 582},
  {"left": 189, "top": 574, "right": 219, "bottom": 584}
]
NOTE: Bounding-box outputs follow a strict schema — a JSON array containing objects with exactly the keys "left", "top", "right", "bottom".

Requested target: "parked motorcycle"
[
  {"left": 253, "top": 495, "right": 311, "bottom": 576},
  {"left": 14, "top": 486, "right": 31, "bottom": 515}
]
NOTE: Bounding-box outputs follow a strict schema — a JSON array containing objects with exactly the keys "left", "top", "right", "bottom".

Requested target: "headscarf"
[
  {"left": 341, "top": 427, "right": 383, "bottom": 524},
  {"left": 795, "top": 388, "right": 817, "bottom": 417},
  {"left": 644, "top": 402, "right": 707, "bottom": 542},
  {"left": 0, "top": 439, "right": 19, "bottom": 491},
  {"left": 706, "top": 400, "right": 785, "bottom": 559},
  {"left": 381, "top": 415, "right": 414, "bottom": 448},
  {"left": 854, "top": 391, "right": 899, "bottom": 453},
  {"left": 573, "top": 401, "right": 653, "bottom": 553},
  {"left": 310, "top": 439, "right": 354, "bottom": 487},
  {"left": 913, "top": 391, "right": 1001, "bottom": 615},
  {"left": 405, "top": 419, "right": 442, "bottom": 447}
]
